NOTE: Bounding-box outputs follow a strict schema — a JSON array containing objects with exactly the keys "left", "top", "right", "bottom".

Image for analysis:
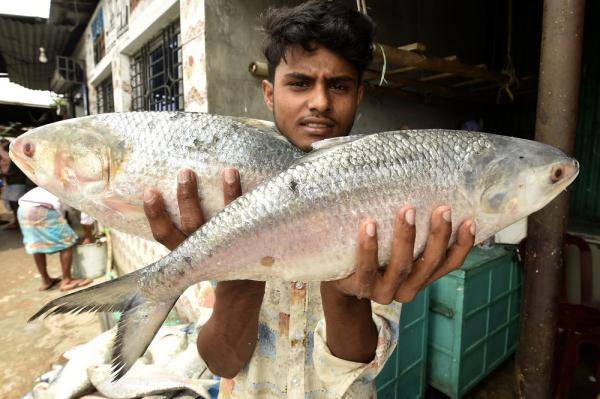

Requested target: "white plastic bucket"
[{"left": 72, "top": 240, "right": 107, "bottom": 279}]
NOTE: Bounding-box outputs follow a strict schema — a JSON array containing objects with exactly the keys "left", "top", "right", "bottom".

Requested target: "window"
[
  {"left": 130, "top": 20, "right": 183, "bottom": 111},
  {"left": 92, "top": 11, "right": 106, "bottom": 64},
  {"left": 96, "top": 76, "right": 114, "bottom": 113}
]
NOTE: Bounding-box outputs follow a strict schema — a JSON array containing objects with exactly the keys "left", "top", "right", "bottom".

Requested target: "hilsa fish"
[
  {"left": 9, "top": 112, "right": 303, "bottom": 240},
  {"left": 30, "top": 129, "right": 578, "bottom": 379}
]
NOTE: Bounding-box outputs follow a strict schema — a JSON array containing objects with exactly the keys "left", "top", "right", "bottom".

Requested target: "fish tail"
[{"left": 29, "top": 271, "right": 177, "bottom": 380}]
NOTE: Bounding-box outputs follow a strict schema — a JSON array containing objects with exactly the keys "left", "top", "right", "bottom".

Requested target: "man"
[{"left": 143, "top": 1, "right": 475, "bottom": 397}]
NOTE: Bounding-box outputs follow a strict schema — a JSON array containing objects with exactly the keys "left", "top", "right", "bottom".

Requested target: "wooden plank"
[
  {"left": 364, "top": 70, "right": 490, "bottom": 101},
  {"left": 385, "top": 56, "right": 458, "bottom": 75},
  {"left": 452, "top": 78, "right": 485, "bottom": 88},
  {"left": 419, "top": 72, "right": 454, "bottom": 82},
  {"left": 372, "top": 43, "right": 508, "bottom": 84},
  {"left": 397, "top": 42, "right": 427, "bottom": 52}
]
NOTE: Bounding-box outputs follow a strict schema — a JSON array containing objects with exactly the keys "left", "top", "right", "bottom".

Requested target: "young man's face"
[{"left": 262, "top": 44, "right": 364, "bottom": 151}]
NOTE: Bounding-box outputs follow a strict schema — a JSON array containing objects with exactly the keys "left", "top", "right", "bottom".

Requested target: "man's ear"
[
  {"left": 262, "top": 79, "right": 274, "bottom": 112},
  {"left": 356, "top": 83, "right": 365, "bottom": 106}
]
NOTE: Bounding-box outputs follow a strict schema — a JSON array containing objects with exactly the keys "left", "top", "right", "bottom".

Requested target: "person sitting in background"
[
  {"left": 17, "top": 187, "right": 93, "bottom": 291},
  {"left": 80, "top": 212, "right": 95, "bottom": 245},
  {"left": 1, "top": 138, "right": 29, "bottom": 231}
]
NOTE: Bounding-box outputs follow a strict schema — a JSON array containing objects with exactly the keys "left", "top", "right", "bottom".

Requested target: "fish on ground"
[
  {"left": 9, "top": 112, "right": 304, "bottom": 240},
  {"left": 30, "top": 129, "right": 579, "bottom": 379},
  {"left": 88, "top": 363, "right": 216, "bottom": 399},
  {"left": 32, "top": 328, "right": 116, "bottom": 399}
]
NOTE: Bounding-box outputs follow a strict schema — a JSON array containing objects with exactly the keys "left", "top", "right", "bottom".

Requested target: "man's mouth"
[{"left": 299, "top": 118, "right": 336, "bottom": 134}]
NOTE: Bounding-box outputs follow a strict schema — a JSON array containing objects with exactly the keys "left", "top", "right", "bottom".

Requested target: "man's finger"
[
  {"left": 222, "top": 167, "right": 242, "bottom": 205},
  {"left": 394, "top": 206, "right": 452, "bottom": 302},
  {"left": 377, "top": 206, "right": 415, "bottom": 303},
  {"left": 144, "top": 188, "right": 187, "bottom": 250},
  {"left": 426, "top": 220, "right": 475, "bottom": 284},
  {"left": 177, "top": 169, "right": 204, "bottom": 235},
  {"left": 355, "top": 219, "right": 379, "bottom": 300}
]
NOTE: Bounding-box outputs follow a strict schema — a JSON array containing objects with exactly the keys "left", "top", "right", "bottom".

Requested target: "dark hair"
[{"left": 262, "top": 0, "right": 375, "bottom": 81}]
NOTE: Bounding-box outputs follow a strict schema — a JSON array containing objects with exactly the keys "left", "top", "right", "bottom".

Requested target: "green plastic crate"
[
  {"left": 427, "top": 245, "right": 522, "bottom": 399},
  {"left": 376, "top": 288, "right": 429, "bottom": 399}
]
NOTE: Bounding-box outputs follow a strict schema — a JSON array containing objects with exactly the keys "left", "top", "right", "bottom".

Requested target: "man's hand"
[
  {"left": 323, "top": 205, "right": 475, "bottom": 304},
  {"left": 142, "top": 167, "right": 265, "bottom": 379},
  {"left": 143, "top": 168, "right": 205, "bottom": 250},
  {"left": 320, "top": 205, "right": 474, "bottom": 363}
]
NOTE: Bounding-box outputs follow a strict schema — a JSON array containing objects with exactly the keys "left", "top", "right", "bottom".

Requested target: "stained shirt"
[{"left": 193, "top": 279, "right": 403, "bottom": 399}]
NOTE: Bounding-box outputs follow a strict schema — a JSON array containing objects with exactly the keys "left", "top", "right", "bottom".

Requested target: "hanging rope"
[
  {"left": 377, "top": 44, "right": 388, "bottom": 86},
  {"left": 497, "top": 0, "right": 519, "bottom": 102},
  {"left": 356, "top": 0, "right": 368, "bottom": 15}
]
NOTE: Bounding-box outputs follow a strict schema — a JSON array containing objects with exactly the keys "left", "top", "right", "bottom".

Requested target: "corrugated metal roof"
[
  {"left": 0, "top": 0, "right": 97, "bottom": 90},
  {"left": 570, "top": 0, "right": 600, "bottom": 222},
  {"left": 0, "top": 16, "right": 73, "bottom": 90}
]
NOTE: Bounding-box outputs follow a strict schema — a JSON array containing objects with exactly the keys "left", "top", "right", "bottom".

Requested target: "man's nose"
[{"left": 308, "top": 84, "right": 332, "bottom": 113}]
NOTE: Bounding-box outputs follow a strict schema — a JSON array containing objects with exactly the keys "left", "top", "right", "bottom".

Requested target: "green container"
[
  {"left": 427, "top": 245, "right": 522, "bottom": 399},
  {"left": 376, "top": 288, "right": 429, "bottom": 399}
]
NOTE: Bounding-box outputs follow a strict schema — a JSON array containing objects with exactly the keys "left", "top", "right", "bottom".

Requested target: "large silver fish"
[
  {"left": 31, "top": 129, "right": 579, "bottom": 378},
  {"left": 9, "top": 112, "right": 303, "bottom": 240}
]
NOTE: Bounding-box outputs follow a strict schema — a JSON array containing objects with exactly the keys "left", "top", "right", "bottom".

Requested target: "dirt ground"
[{"left": 0, "top": 206, "right": 102, "bottom": 399}]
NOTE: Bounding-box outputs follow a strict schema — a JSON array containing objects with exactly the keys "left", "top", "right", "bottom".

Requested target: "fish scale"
[
  {"left": 29, "top": 127, "right": 578, "bottom": 379},
  {"left": 10, "top": 112, "right": 304, "bottom": 240}
]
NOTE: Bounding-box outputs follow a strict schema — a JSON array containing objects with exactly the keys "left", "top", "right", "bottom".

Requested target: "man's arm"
[
  {"left": 143, "top": 168, "right": 264, "bottom": 378},
  {"left": 320, "top": 206, "right": 475, "bottom": 363}
]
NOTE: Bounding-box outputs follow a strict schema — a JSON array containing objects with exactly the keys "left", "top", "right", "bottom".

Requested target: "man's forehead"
[{"left": 276, "top": 44, "right": 358, "bottom": 79}]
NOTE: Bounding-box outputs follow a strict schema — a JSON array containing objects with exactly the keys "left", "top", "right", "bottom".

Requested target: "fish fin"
[
  {"left": 29, "top": 273, "right": 140, "bottom": 320},
  {"left": 111, "top": 297, "right": 177, "bottom": 380},
  {"left": 29, "top": 270, "right": 177, "bottom": 380},
  {"left": 310, "top": 134, "right": 366, "bottom": 151},
  {"left": 292, "top": 135, "right": 367, "bottom": 166}
]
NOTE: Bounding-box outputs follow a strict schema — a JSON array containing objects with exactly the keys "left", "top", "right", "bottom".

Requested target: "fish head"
[
  {"left": 475, "top": 136, "right": 579, "bottom": 240},
  {"left": 9, "top": 118, "right": 116, "bottom": 205}
]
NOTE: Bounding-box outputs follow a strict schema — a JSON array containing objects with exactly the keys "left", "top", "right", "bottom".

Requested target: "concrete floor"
[{"left": 0, "top": 208, "right": 102, "bottom": 399}]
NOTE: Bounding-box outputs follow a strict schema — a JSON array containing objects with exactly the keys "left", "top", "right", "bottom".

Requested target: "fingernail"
[
  {"left": 178, "top": 169, "right": 191, "bottom": 183},
  {"left": 442, "top": 209, "right": 451, "bottom": 222},
  {"left": 405, "top": 208, "right": 415, "bottom": 226},
  {"left": 224, "top": 168, "right": 237, "bottom": 184},
  {"left": 143, "top": 189, "right": 156, "bottom": 204},
  {"left": 469, "top": 220, "right": 476, "bottom": 236},
  {"left": 366, "top": 222, "right": 376, "bottom": 237}
]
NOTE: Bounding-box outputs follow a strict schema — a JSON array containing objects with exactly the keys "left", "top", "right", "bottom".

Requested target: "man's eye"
[
  {"left": 330, "top": 83, "right": 348, "bottom": 91},
  {"left": 290, "top": 81, "right": 309, "bottom": 87}
]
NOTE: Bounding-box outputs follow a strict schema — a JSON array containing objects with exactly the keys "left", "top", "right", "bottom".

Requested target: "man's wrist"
[{"left": 210, "top": 280, "right": 265, "bottom": 326}]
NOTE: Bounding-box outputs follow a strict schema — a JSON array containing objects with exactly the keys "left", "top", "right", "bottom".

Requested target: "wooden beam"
[
  {"left": 364, "top": 70, "right": 490, "bottom": 101},
  {"left": 397, "top": 42, "right": 427, "bottom": 52},
  {"left": 419, "top": 72, "right": 454, "bottom": 82},
  {"left": 372, "top": 43, "right": 508, "bottom": 84},
  {"left": 384, "top": 55, "right": 458, "bottom": 75},
  {"left": 249, "top": 61, "right": 268, "bottom": 78}
]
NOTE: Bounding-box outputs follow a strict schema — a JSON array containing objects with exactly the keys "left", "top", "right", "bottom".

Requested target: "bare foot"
[
  {"left": 81, "top": 238, "right": 93, "bottom": 245},
  {"left": 60, "top": 278, "right": 93, "bottom": 291},
  {"left": 39, "top": 278, "right": 61, "bottom": 291}
]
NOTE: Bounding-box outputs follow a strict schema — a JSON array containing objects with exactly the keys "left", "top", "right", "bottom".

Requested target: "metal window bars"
[
  {"left": 130, "top": 20, "right": 183, "bottom": 111},
  {"left": 96, "top": 76, "right": 114, "bottom": 114}
]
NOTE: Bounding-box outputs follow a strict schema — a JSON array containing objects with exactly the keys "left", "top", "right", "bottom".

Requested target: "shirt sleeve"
[{"left": 312, "top": 301, "right": 402, "bottom": 398}]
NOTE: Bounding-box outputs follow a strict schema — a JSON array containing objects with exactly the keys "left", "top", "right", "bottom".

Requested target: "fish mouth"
[{"left": 552, "top": 158, "right": 579, "bottom": 193}]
